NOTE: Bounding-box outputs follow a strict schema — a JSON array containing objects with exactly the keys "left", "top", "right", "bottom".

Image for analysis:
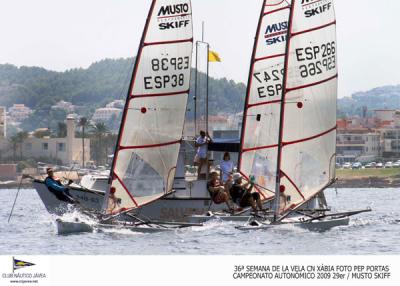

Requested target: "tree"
[
  {"left": 57, "top": 122, "right": 67, "bottom": 138},
  {"left": 9, "top": 135, "right": 19, "bottom": 162},
  {"left": 78, "top": 117, "right": 90, "bottom": 167},
  {"left": 91, "top": 122, "right": 109, "bottom": 165},
  {"left": 15, "top": 131, "right": 29, "bottom": 160}
]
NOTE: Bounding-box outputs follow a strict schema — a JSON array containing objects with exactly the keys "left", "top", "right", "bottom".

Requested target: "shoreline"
[{"left": 333, "top": 177, "right": 400, "bottom": 188}]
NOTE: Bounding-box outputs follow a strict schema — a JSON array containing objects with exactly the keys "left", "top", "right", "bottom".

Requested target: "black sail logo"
[
  {"left": 157, "top": 3, "right": 191, "bottom": 30},
  {"left": 301, "top": 0, "right": 332, "bottom": 18}
]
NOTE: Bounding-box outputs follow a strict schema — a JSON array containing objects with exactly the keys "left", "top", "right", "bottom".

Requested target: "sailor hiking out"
[{"left": 44, "top": 168, "right": 77, "bottom": 205}]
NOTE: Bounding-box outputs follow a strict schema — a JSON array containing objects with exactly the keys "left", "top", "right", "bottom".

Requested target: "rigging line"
[
  {"left": 114, "top": 172, "right": 139, "bottom": 207},
  {"left": 118, "top": 60, "right": 136, "bottom": 100}
]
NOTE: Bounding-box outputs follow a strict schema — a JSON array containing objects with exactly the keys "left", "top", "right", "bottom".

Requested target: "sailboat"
[
  {"left": 236, "top": 0, "right": 371, "bottom": 231},
  {"left": 55, "top": 0, "right": 204, "bottom": 234}
]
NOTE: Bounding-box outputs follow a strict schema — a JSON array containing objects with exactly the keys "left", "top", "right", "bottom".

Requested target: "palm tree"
[
  {"left": 9, "top": 135, "right": 19, "bottom": 162},
  {"left": 78, "top": 117, "right": 90, "bottom": 167},
  {"left": 16, "top": 131, "right": 29, "bottom": 160},
  {"left": 91, "top": 122, "right": 109, "bottom": 165}
]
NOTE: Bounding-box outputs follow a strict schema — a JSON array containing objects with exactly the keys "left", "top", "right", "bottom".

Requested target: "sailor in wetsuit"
[{"left": 44, "top": 168, "right": 76, "bottom": 204}]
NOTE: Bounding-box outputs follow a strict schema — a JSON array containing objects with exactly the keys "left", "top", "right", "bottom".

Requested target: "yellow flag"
[{"left": 208, "top": 50, "right": 221, "bottom": 62}]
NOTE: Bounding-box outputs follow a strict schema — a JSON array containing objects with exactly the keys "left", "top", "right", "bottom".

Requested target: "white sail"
[
  {"left": 108, "top": 0, "right": 193, "bottom": 214},
  {"left": 239, "top": 0, "right": 292, "bottom": 200},
  {"left": 278, "top": 0, "right": 337, "bottom": 213}
]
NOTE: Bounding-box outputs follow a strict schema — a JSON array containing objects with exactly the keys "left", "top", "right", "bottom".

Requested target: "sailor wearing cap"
[{"left": 229, "top": 173, "right": 263, "bottom": 212}]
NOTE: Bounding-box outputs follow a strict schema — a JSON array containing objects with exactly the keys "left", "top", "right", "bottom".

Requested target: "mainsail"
[
  {"left": 107, "top": 0, "right": 193, "bottom": 214},
  {"left": 239, "top": 0, "right": 292, "bottom": 201},
  {"left": 277, "top": 0, "right": 337, "bottom": 214},
  {"left": 239, "top": 0, "right": 337, "bottom": 214}
]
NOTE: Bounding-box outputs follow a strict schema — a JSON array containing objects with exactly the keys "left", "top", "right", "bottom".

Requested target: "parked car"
[
  {"left": 352, "top": 162, "right": 362, "bottom": 169},
  {"left": 365, "top": 163, "right": 374, "bottom": 169},
  {"left": 393, "top": 162, "right": 400, "bottom": 168},
  {"left": 385, "top": 162, "right": 393, "bottom": 168},
  {"left": 335, "top": 163, "right": 341, "bottom": 169},
  {"left": 343, "top": 162, "right": 352, "bottom": 169},
  {"left": 376, "top": 162, "right": 384, "bottom": 168}
]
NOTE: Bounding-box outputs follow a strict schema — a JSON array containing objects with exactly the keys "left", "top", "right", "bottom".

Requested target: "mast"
[{"left": 273, "top": 1, "right": 295, "bottom": 222}]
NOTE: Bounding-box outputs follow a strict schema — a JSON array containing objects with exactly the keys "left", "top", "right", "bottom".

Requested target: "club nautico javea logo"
[
  {"left": 13, "top": 257, "right": 36, "bottom": 272},
  {"left": 2, "top": 257, "right": 47, "bottom": 284}
]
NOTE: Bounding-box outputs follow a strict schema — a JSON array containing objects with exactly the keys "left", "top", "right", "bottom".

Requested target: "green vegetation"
[{"left": 337, "top": 168, "right": 400, "bottom": 179}]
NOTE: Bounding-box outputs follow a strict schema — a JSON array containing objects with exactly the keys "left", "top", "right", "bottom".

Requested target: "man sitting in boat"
[
  {"left": 229, "top": 173, "right": 263, "bottom": 213},
  {"left": 195, "top": 130, "right": 212, "bottom": 179},
  {"left": 207, "top": 171, "right": 233, "bottom": 210},
  {"left": 44, "top": 168, "right": 77, "bottom": 204}
]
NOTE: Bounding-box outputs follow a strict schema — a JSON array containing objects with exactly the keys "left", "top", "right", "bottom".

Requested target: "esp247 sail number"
[{"left": 144, "top": 57, "right": 190, "bottom": 90}]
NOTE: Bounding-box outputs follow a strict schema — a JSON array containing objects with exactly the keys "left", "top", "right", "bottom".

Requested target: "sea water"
[{"left": 0, "top": 188, "right": 399, "bottom": 255}]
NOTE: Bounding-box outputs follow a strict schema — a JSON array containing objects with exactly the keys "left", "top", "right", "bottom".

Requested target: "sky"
[{"left": 0, "top": 0, "right": 399, "bottom": 98}]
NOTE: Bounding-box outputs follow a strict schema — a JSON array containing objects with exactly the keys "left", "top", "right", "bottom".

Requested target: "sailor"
[
  {"left": 194, "top": 130, "right": 213, "bottom": 179},
  {"left": 229, "top": 173, "right": 263, "bottom": 213},
  {"left": 207, "top": 171, "right": 234, "bottom": 211},
  {"left": 107, "top": 187, "right": 121, "bottom": 214},
  {"left": 44, "top": 168, "right": 77, "bottom": 204}
]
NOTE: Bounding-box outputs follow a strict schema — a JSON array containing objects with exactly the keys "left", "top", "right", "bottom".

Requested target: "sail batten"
[{"left": 107, "top": 0, "right": 193, "bottom": 214}]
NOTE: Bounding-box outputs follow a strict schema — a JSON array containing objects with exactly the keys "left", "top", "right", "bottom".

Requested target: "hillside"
[
  {"left": 0, "top": 59, "right": 246, "bottom": 132},
  {"left": 338, "top": 85, "right": 400, "bottom": 117}
]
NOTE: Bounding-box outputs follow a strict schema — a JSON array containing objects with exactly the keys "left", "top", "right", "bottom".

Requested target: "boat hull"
[
  {"left": 33, "top": 181, "right": 103, "bottom": 216},
  {"left": 236, "top": 216, "right": 350, "bottom": 232},
  {"left": 56, "top": 219, "right": 94, "bottom": 235},
  {"left": 33, "top": 180, "right": 229, "bottom": 221},
  {"left": 55, "top": 219, "right": 175, "bottom": 235}
]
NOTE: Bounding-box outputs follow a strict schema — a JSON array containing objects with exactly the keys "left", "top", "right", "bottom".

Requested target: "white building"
[
  {"left": 8, "top": 104, "right": 33, "bottom": 122},
  {"left": 0, "top": 106, "right": 5, "bottom": 138},
  {"left": 336, "top": 129, "right": 381, "bottom": 163},
  {"left": 92, "top": 107, "right": 122, "bottom": 122},
  {"left": 381, "top": 129, "right": 400, "bottom": 158},
  {"left": 0, "top": 116, "right": 91, "bottom": 166},
  {"left": 106, "top": 100, "right": 124, "bottom": 109},
  {"left": 51, "top": 100, "right": 76, "bottom": 113},
  {"left": 374, "top": 109, "right": 396, "bottom": 122}
]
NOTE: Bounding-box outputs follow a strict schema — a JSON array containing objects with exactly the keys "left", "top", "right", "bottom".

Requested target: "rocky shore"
[{"left": 333, "top": 176, "right": 400, "bottom": 188}]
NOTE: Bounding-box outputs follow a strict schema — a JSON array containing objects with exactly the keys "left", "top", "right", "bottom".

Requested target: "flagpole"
[{"left": 202, "top": 21, "right": 205, "bottom": 42}]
